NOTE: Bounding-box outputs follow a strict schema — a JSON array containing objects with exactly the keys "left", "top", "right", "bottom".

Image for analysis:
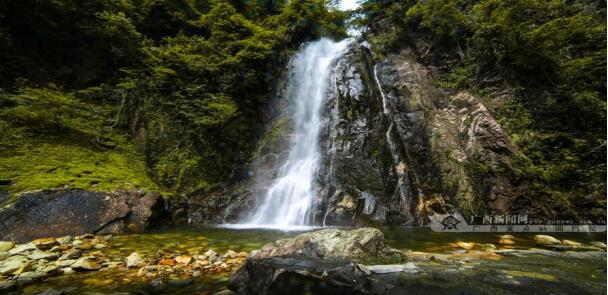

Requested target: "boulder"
[
  {"left": 249, "top": 228, "right": 406, "bottom": 264},
  {"left": 229, "top": 256, "right": 371, "bottom": 295},
  {"left": 0, "top": 189, "right": 166, "bottom": 242},
  {"left": 229, "top": 252, "right": 605, "bottom": 295}
]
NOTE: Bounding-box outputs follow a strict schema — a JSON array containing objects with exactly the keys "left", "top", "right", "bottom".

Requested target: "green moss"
[{"left": 0, "top": 142, "right": 158, "bottom": 195}]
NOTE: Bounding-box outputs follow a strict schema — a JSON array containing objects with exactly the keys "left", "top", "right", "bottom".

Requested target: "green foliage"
[
  {"left": 359, "top": 0, "right": 606, "bottom": 201},
  {"left": 0, "top": 0, "right": 346, "bottom": 195},
  {"left": 0, "top": 86, "right": 158, "bottom": 194}
]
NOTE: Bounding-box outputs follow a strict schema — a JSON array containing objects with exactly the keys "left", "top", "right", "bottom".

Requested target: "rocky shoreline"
[
  {"left": 0, "top": 228, "right": 605, "bottom": 294},
  {"left": 0, "top": 234, "right": 248, "bottom": 293}
]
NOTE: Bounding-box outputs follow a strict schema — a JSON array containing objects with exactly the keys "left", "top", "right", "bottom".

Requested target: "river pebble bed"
[{"left": 0, "top": 226, "right": 605, "bottom": 294}]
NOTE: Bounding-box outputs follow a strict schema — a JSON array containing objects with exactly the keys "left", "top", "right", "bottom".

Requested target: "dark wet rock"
[
  {"left": 229, "top": 256, "right": 370, "bottom": 295},
  {"left": 147, "top": 276, "right": 168, "bottom": 293},
  {"left": 167, "top": 278, "right": 193, "bottom": 287},
  {"left": 0, "top": 189, "right": 166, "bottom": 242},
  {"left": 16, "top": 271, "right": 47, "bottom": 285},
  {"left": 168, "top": 185, "right": 256, "bottom": 225},
  {"left": 249, "top": 228, "right": 406, "bottom": 264},
  {"left": 544, "top": 245, "right": 604, "bottom": 252},
  {"left": 36, "top": 288, "right": 64, "bottom": 295},
  {"left": 58, "top": 249, "right": 81, "bottom": 261},
  {"left": 229, "top": 253, "right": 606, "bottom": 295},
  {"left": 0, "top": 280, "right": 16, "bottom": 291}
]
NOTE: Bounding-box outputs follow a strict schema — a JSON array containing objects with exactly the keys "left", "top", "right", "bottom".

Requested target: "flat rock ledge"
[{"left": 0, "top": 189, "right": 166, "bottom": 242}]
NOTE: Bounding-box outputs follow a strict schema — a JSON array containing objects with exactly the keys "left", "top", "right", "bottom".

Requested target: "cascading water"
[
  {"left": 373, "top": 63, "right": 415, "bottom": 221},
  {"left": 247, "top": 38, "right": 351, "bottom": 227}
]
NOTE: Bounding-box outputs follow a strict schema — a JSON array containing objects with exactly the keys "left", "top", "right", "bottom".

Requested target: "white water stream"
[{"left": 246, "top": 38, "right": 351, "bottom": 227}]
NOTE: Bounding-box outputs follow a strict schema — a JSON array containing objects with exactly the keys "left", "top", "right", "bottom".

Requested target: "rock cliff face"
[
  {"left": 317, "top": 45, "right": 526, "bottom": 225},
  {"left": 179, "top": 41, "right": 528, "bottom": 226}
]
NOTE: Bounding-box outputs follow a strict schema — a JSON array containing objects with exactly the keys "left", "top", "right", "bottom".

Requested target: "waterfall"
[{"left": 248, "top": 38, "right": 351, "bottom": 227}]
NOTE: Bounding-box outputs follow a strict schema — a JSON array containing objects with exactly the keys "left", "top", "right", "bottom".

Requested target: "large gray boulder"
[
  {"left": 0, "top": 189, "right": 165, "bottom": 242},
  {"left": 249, "top": 228, "right": 406, "bottom": 264}
]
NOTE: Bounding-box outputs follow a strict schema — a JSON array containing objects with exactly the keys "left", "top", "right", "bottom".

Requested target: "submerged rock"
[{"left": 71, "top": 257, "right": 102, "bottom": 271}]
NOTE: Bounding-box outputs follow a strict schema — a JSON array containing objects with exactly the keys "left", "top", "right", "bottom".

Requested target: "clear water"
[
  {"left": 20, "top": 227, "right": 606, "bottom": 294},
  {"left": 248, "top": 38, "right": 351, "bottom": 226}
]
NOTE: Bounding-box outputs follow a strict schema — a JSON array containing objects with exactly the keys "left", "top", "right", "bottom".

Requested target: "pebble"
[
  {"left": 54, "top": 259, "right": 76, "bottom": 267},
  {"left": 0, "top": 256, "right": 30, "bottom": 275},
  {"left": 71, "top": 257, "right": 102, "bottom": 270},
  {"left": 0, "top": 241, "right": 15, "bottom": 252},
  {"left": 8, "top": 243, "right": 37, "bottom": 255},
  {"left": 455, "top": 242, "right": 475, "bottom": 250},
  {"left": 33, "top": 238, "right": 59, "bottom": 250},
  {"left": 561, "top": 240, "right": 581, "bottom": 246},
  {"left": 28, "top": 250, "right": 59, "bottom": 261},
  {"left": 158, "top": 258, "right": 176, "bottom": 266},
  {"left": 61, "top": 267, "right": 75, "bottom": 274},
  {"left": 175, "top": 255, "right": 192, "bottom": 265},
  {"left": 498, "top": 239, "right": 515, "bottom": 245},
  {"left": 534, "top": 235, "right": 561, "bottom": 246},
  {"left": 58, "top": 249, "right": 82, "bottom": 260},
  {"left": 590, "top": 241, "right": 607, "bottom": 250},
  {"left": 57, "top": 236, "right": 73, "bottom": 246},
  {"left": 37, "top": 288, "right": 64, "bottom": 295},
  {"left": 224, "top": 250, "right": 238, "bottom": 259},
  {"left": 126, "top": 252, "right": 146, "bottom": 268}
]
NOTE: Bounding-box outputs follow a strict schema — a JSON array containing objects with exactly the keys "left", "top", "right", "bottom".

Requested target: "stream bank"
[{"left": 0, "top": 226, "right": 604, "bottom": 294}]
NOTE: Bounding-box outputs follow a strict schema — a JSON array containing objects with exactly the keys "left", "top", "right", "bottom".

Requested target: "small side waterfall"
[
  {"left": 247, "top": 38, "right": 351, "bottom": 227},
  {"left": 373, "top": 63, "right": 415, "bottom": 223}
]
